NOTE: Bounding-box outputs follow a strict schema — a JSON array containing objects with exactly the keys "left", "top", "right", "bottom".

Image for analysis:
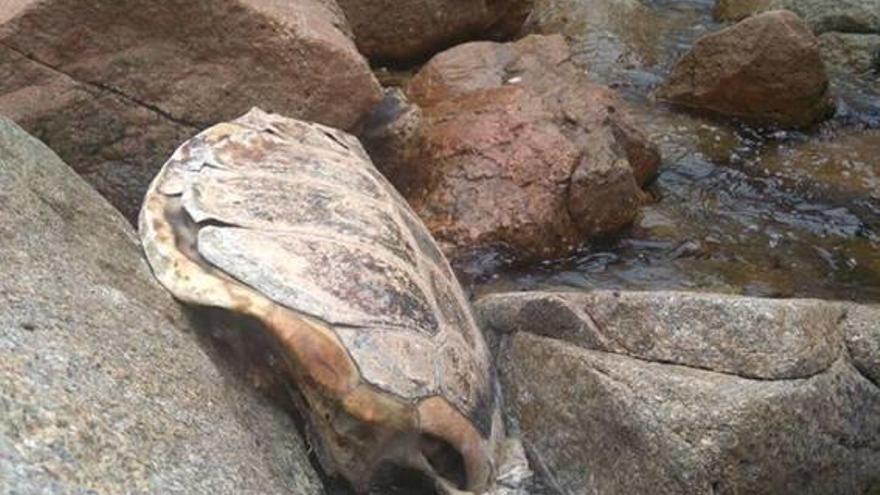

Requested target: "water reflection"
[{"left": 471, "top": 0, "right": 880, "bottom": 302}]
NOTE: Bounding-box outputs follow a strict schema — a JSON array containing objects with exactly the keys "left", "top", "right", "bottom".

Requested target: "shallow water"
[{"left": 469, "top": 0, "right": 880, "bottom": 303}]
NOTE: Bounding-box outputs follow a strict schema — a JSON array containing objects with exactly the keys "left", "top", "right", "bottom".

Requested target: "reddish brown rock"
[
  {"left": 657, "top": 10, "right": 834, "bottom": 128},
  {"left": 365, "top": 35, "right": 661, "bottom": 262},
  {"left": 0, "top": 0, "right": 382, "bottom": 222},
  {"left": 335, "top": 0, "right": 533, "bottom": 63}
]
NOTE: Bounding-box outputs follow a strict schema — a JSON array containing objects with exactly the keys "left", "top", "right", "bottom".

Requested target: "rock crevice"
[{"left": 0, "top": 40, "right": 201, "bottom": 129}]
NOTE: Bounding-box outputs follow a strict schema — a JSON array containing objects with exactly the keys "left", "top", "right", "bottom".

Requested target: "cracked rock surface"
[
  {"left": 364, "top": 34, "right": 661, "bottom": 263},
  {"left": 0, "top": 0, "right": 382, "bottom": 222},
  {"left": 0, "top": 117, "right": 323, "bottom": 493},
  {"left": 477, "top": 290, "right": 880, "bottom": 495}
]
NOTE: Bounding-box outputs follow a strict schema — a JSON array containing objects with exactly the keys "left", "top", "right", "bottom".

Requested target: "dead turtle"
[{"left": 139, "top": 108, "right": 516, "bottom": 493}]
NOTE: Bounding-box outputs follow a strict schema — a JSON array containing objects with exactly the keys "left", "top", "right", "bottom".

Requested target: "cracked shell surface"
[{"left": 138, "top": 107, "right": 495, "bottom": 442}]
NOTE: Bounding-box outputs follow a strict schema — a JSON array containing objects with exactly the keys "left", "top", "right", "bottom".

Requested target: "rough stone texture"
[
  {"left": 335, "top": 0, "right": 534, "bottom": 63},
  {"left": 364, "top": 35, "right": 661, "bottom": 262},
  {"left": 657, "top": 10, "right": 834, "bottom": 128},
  {"left": 0, "top": 0, "right": 382, "bottom": 222},
  {"left": 477, "top": 291, "right": 843, "bottom": 379},
  {"left": 0, "top": 117, "right": 323, "bottom": 493},
  {"left": 841, "top": 303, "right": 880, "bottom": 386},
  {"left": 502, "top": 333, "right": 880, "bottom": 495},
  {"left": 819, "top": 32, "right": 880, "bottom": 73},
  {"left": 714, "top": 0, "right": 880, "bottom": 34},
  {"left": 717, "top": 1, "right": 880, "bottom": 73},
  {"left": 478, "top": 291, "right": 880, "bottom": 495},
  {"left": 713, "top": 0, "right": 783, "bottom": 21}
]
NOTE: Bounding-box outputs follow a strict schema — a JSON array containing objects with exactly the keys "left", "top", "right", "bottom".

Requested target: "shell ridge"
[{"left": 195, "top": 226, "right": 440, "bottom": 334}]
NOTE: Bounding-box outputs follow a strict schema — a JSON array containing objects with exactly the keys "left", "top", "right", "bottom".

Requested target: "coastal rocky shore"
[{"left": 2, "top": 0, "right": 878, "bottom": 493}]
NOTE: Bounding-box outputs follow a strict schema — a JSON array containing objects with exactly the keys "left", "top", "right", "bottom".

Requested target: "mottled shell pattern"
[{"left": 138, "top": 108, "right": 499, "bottom": 492}]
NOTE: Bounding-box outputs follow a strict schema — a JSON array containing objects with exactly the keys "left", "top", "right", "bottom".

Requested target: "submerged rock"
[
  {"left": 0, "top": 0, "right": 382, "bottom": 222},
  {"left": 336, "top": 0, "right": 534, "bottom": 63},
  {"left": 365, "top": 34, "right": 661, "bottom": 263},
  {"left": 0, "top": 117, "right": 323, "bottom": 493},
  {"left": 657, "top": 10, "right": 835, "bottom": 128},
  {"left": 478, "top": 290, "right": 880, "bottom": 495}
]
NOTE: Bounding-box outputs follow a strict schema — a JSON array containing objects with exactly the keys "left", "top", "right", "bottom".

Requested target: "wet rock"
[
  {"left": 819, "top": 32, "right": 880, "bottom": 73},
  {"left": 714, "top": 0, "right": 880, "bottom": 34},
  {"left": 658, "top": 10, "right": 834, "bottom": 128},
  {"left": 714, "top": 2, "right": 880, "bottom": 73},
  {"left": 0, "top": 0, "right": 382, "bottom": 222},
  {"left": 336, "top": 0, "right": 533, "bottom": 63},
  {"left": 0, "top": 117, "right": 323, "bottom": 493},
  {"left": 478, "top": 290, "right": 880, "bottom": 495},
  {"left": 365, "top": 34, "right": 661, "bottom": 262}
]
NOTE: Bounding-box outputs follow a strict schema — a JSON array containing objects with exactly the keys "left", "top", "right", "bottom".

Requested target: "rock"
[
  {"left": 713, "top": 0, "right": 782, "bottom": 22},
  {"left": 364, "top": 34, "right": 661, "bottom": 262},
  {"left": 335, "top": 0, "right": 533, "bottom": 63},
  {"left": 0, "top": 0, "right": 29, "bottom": 23},
  {"left": 714, "top": 0, "right": 880, "bottom": 34},
  {"left": 478, "top": 290, "right": 880, "bottom": 495},
  {"left": 0, "top": 0, "right": 382, "bottom": 222},
  {"left": 478, "top": 290, "right": 843, "bottom": 379},
  {"left": 658, "top": 10, "right": 834, "bottom": 128},
  {"left": 784, "top": 0, "right": 880, "bottom": 35},
  {"left": 841, "top": 304, "right": 880, "bottom": 386},
  {"left": 0, "top": 117, "right": 323, "bottom": 493},
  {"left": 819, "top": 32, "right": 880, "bottom": 73}
]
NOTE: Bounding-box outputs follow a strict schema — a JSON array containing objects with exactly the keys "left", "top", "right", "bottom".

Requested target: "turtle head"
[{"left": 265, "top": 307, "right": 499, "bottom": 494}]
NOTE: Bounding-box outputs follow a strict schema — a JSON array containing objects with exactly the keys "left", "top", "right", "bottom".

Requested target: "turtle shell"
[{"left": 138, "top": 108, "right": 498, "bottom": 492}]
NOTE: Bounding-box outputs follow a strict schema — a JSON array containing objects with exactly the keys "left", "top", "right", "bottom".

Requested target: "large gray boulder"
[
  {"left": 0, "top": 117, "right": 323, "bottom": 494},
  {"left": 477, "top": 290, "right": 880, "bottom": 495}
]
